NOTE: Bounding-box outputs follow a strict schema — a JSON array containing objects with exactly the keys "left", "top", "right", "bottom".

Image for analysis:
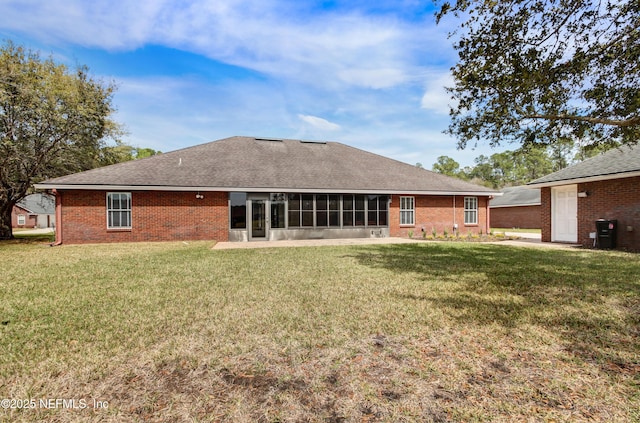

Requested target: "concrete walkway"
[
  {"left": 503, "top": 231, "right": 541, "bottom": 239},
  {"left": 13, "top": 228, "right": 55, "bottom": 235},
  {"left": 16, "top": 228, "right": 579, "bottom": 250},
  {"left": 493, "top": 232, "right": 581, "bottom": 249},
  {"left": 213, "top": 235, "right": 581, "bottom": 250},
  {"left": 213, "top": 237, "right": 422, "bottom": 249}
]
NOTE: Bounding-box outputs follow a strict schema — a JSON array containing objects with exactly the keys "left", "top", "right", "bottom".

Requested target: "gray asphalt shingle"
[
  {"left": 38, "top": 136, "right": 497, "bottom": 194},
  {"left": 528, "top": 144, "right": 640, "bottom": 186},
  {"left": 16, "top": 193, "right": 55, "bottom": 214},
  {"left": 490, "top": 186, "right": 540, "bottom": 207}
]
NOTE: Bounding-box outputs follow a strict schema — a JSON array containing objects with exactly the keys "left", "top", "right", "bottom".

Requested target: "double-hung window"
[
  {"left": 400, "top": 196, "right": 415, "bottom": 226},
  {"left": 17, "top": 214, "right": 25, "bottom": 225},
  {"left": 464, "top": 197, "right": 478, "bottom": 225},
  {"left": 107, "top": 192, "right": 132, "bottom": 229}
]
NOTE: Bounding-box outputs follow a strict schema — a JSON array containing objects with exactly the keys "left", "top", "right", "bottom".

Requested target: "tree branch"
[{"left": 525, "top": 114, "right": 640, "bottom": 127}]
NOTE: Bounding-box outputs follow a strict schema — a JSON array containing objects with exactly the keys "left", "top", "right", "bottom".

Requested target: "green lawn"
[
  {"left": 10, "top": 232, "right": 55, "bottom": 243},
  {"left": 1, "top": 240, "right": 638, "bottom": 422}
]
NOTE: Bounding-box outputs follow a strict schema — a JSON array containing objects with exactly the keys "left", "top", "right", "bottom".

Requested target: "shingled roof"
[
  {"left": 16, "top": 193, "right": 55, "bottom": 214},
  {"left": 528, "top": 144, "right": 640, "bottom": 187},
  {"left": 36, "top": 136, "right": 497, "bottom": 195},
  {"left": 490, "top": 186, "right": 540, "bottom": 208}
]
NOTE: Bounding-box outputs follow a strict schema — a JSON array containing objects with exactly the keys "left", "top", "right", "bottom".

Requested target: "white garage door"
[{"left": 552, "top": 185, "right": 577, "bottom": 243}]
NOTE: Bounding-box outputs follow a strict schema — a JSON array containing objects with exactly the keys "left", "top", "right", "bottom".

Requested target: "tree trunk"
[{"left": 0, "top": 201, "right": 15, "bottom": 240}]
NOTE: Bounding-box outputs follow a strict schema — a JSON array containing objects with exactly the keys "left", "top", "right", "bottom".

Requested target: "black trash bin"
[{"left": 595, "top": 219, "right": 617, "bottom": 249}]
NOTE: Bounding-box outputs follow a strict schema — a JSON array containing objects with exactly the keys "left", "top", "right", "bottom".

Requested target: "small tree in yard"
[{"left": 0, "top": 41, "right": 120, "bottom": 240}]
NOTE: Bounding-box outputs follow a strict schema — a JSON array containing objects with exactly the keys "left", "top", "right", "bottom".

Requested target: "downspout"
[
  {"left": 486, "top": 196, "right": 493, "bottom": 234},
  {"left": 51, "top": 189, "right": 63, "bottom": 246},
  {"left": 453, "top": 195, "right": 457, "bottom": 235}
]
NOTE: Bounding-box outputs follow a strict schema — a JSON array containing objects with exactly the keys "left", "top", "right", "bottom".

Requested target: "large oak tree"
[
  {"left": 0, "top": 42, "right": 120, "bottom": 239},
  {"left": 436, "top": 0, "right": 639, "bottom": 149}
]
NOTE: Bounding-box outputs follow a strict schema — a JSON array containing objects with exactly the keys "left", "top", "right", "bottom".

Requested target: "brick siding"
[
  {"left": 389, "top": 194, "right": 490, "bottom": 237},
  {"left": 540, "top": 176, "right": 640, "bottom": 251},
  {"left": 58, "top": 190, "right": 229, "bottom": 244},
  {"left": 577, "top": 177, "right": 640, "bottom": 251},
  {"left": 540, "top": 188, "right": 552, "bottom": 243},
  {"left": 11, "top": 205, "right": 37, "bottom": 228},
  {"left": 58, "top": 190, "right": 492, "bottom": 244},
  {"left": 490, "top": 205, "right": 541, "bottom": 229}
]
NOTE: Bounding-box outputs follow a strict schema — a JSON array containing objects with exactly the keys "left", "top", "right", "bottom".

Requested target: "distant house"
[
  {"left": 490, "top": 186, "right": 541, "bottom": 229},
  {"left": 35, "top": 136, "right": 500, "bottom": 245},
  {"left": 528, "top": 145, "right": 640, "bottom": 250},
  {"left": 12, "top": 193, "right": 56, "bottom": 229}
]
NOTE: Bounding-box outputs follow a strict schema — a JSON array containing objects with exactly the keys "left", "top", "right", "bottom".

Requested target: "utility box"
[{"left": 595, "top": 219, "right": 617, "bottom": 249}]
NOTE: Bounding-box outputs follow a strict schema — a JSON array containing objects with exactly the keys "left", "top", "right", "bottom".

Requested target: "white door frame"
[{"left": 551, "top": 185, "right": 578, "bottom": 243}]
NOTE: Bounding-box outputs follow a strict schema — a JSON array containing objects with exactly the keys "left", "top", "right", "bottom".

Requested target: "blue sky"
[{"left": 0, "top": 0, "right": 506, "bottom": 168}]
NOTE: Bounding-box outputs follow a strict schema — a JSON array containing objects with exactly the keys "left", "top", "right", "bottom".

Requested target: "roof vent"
[
  {"left": 300, "top": 140, "right": 327, "bottom": 145},
  {"left": 255, "top": 137, "right": 283, "bottom": 142}
]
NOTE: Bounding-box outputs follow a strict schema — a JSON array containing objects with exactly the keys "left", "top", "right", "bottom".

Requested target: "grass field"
[
  {"left": 1, "top": 240, "right": 638, "bottom": 422},
  {"left": 10, "top": 228, "right": 55, "bottom": 244}
]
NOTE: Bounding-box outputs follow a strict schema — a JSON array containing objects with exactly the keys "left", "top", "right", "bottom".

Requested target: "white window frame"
[
  {"left": 17, "top": 214, "right": 26, "bottom": 225},
  {"left": 107, "top": 192, "right": 132, "bottom": 229},
  {"left": 400, "top": 196, "right": 415, "bottom": 226},
  {"left": 464, "top": 196, "right": 478, "bottom": 225}
]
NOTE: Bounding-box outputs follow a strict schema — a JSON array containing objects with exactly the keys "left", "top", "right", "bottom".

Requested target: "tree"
[
  {"left": 135, "top": 147, "right": 161, "bottom": 159},
  {"left": 547, "top": 137, "right": 575, "bottom": 171},
  {"left": 99, "top": 140, "right": 136, "bottom": 165},
  {"left": 432, "top": 155, "right": 462, "bottom": 177},
  {"left": 465, "top": 146, "right": 554, "bottom": 188},
  {"left": 512, "top": 145, "right": 554, "bottom": 182},
  {"left": 467, "top": 155, "right": 497, "bottom": 187},
  {"left": 436, "top": 0, "right": 640, "bottom": 149},
  {"left": 98, "top": 143, "right": 162, "bottom": 165},
  {"left": 0, "top": 42, "right": 120, "bottom": 239}
]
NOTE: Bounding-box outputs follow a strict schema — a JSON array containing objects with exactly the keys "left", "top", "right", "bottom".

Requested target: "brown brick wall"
[
  {"left": 540, "top": 188, "right": 552, "bottom": 242},
  {"left": 11, "top": 205, "right": 37, "bottom": 228},
  {"left": 59, "top": 190, "right": 229, "bottom": 244},
  {"left": 577, "top": 177, "right": 640, "bottom": 251},
  {"left": 540, "top": 177, "right": 640, "bottom": 250},
  {"left": 389, "top": 194, "right": 490, "bottom": 237},
  {"left": 490, "top": 205, "right": 541, "bottom": 229},
  {"left": 58, "top": 191, "right": 493, "bottom": 244}
]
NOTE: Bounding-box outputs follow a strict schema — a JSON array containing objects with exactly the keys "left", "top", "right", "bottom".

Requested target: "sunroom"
[{"left": 229, "top": 192, "right": 390, "bottom": 241}]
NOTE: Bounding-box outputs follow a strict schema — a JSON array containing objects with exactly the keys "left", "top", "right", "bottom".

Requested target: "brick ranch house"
[
  {"left": 489, "top": 186, "right": 541, "bottom": 229},
  {"left": 35, "top": 136, "right": 500, "bottom": 245},
  {"left": 528, "top": 144, "right": 640, "bottom": 251},
  {"left": 11, "top": 193, "right": 56, "bottom": 229}
]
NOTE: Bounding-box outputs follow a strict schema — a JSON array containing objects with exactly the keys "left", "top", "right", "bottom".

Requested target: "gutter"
[
  {"left": 34, "top": 183, "right": 502, "bottom": 197},
  {"left": 50, "top": 189, "right": 62, "bottom": 246},
  {"left": 527, "top": 170, "right": 640, "bottom": 188}
]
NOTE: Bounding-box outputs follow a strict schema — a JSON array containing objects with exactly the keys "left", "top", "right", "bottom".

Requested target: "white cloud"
[
  {"left": 109, "top": 73, "right": 498, "bottom": 168},
  {"left": 298, "top": 114, "right": 341, "bottom": 131},
  {"left": 0, "top": 1, "right": 511, "bottom": 167},
  {"left": 0, "top": 0, "right": 166, "bottom": 49},
  {"left": 0, "top": 0, "right": 443, "bottom": 90},
  {"left": 421, "top": 71, "right": 454, "bottom": 114},
  {"left": 337, "top": 68, "right": 408, "bottom": 89}
]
